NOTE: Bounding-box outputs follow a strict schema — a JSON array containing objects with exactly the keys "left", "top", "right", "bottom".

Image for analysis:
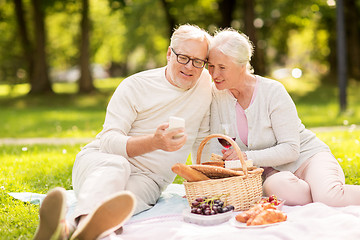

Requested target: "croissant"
[
  {"left": 248, "top": 209, "right": 287, "bottom": 226},
  {"left": 235, "top": 203, "right": 275, "bottom": 223}
]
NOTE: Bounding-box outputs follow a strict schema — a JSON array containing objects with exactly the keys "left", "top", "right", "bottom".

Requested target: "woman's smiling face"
[{"left": 207, "top": 47, "right": 243, "bottom": 91}]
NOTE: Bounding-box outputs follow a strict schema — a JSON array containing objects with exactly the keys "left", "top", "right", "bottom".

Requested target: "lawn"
[
  {"left": 0, "top": 144, "right": 79, "bottom": 239},
  {"left": 0, "top": 76, "right": 360, "bottom": 239},
  {"left": 0, "top": 78, "right": 359, "bottom": 138},
  {"left": 0, "top": 79, "right": 122, "bottom": 138}
]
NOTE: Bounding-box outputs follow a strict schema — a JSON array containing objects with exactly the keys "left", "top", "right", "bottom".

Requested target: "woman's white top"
[{"left": 210, "top": 75, "right": 330, "bottom": 173}]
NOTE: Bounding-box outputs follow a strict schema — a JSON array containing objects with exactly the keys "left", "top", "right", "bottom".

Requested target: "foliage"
[
  {"left": 0, "top": 0, "right": 26, "bottom": 84},
  {"left": 2, "top": 0, "right": 357, "bottom": 87},
  {"left": 120, "top": 0, "right": 169, "bottom": 73}
]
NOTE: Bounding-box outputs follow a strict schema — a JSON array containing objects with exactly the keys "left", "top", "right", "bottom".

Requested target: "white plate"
[
  {"left": 229, "top": 216, "right": 282, "bottom": 228},
  {"left": 182, "top": 209, "right": 233, "bottom": 226}
]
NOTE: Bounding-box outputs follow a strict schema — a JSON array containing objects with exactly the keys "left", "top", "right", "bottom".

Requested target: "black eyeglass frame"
[{"left": 171, "top": 48, "right": 207, "bottom": 69}]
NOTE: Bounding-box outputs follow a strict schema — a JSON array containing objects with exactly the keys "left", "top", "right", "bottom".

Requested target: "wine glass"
[{"left": 217, "top": 124, "right": 236, "bottom": 149}]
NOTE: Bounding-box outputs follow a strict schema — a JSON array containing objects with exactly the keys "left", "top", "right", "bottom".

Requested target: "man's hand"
[
  {"left": 126, "top": 122, "right": 187, "bottom": 157},
  {"left": 152, "top": 123, "right": 187, "bottom": 152}
]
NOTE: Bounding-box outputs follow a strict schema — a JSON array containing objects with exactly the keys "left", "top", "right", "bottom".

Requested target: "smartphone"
[{"left": 168, "top": 116, "right": 185, "bottom": 138}]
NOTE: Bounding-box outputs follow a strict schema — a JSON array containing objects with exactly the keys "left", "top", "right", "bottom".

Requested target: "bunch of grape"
[{"left": 190, "top": 196, "right": 234, "bottom": 215}]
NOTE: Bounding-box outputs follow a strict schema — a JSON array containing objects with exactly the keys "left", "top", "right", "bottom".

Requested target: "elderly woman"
[{"left": 208, "top": 28, "right": 360, "bottom": 207}]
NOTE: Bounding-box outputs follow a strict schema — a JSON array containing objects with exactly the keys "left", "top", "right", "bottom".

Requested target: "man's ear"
[{"left": 166, "top": 47, "right": 171, "bottom": 62}]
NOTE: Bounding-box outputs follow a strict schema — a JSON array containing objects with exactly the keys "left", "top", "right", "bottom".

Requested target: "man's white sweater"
[{"left": 82, "top": 66, "right": 212, "bottom": 188}]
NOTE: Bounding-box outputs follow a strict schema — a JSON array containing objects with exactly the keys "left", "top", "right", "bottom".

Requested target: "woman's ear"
[{"left": 240, "top": 63, "right": 247, "bottom": 73}]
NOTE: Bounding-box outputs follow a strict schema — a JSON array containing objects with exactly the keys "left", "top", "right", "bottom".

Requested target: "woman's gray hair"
[
  {"left": 211, "top": 28, "right": 254, "bottom": 73},
  {"left": 170, "top": 24, "right": 212, "bottom": 56}
]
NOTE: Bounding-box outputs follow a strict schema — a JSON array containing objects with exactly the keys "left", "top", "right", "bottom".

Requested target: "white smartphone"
[{"left": 168, "top": 116, "right": 185, "bottom": 138}]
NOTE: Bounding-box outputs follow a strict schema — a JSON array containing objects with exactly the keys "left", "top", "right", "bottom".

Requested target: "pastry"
[
  {"left": 171, "top": 163, "right": 210, "bottom": 182},
  {"left": 225, "top": 159, "right": 254, "bottom": 170},
  {"left": 248, "top": 209, "right": 287, "bottom": 226},
  {"left": 210, "top": 153, "right": 223, "bottom": 162},
  {"left": 235, "top": 202, "right": 287, "bottom": 226}
]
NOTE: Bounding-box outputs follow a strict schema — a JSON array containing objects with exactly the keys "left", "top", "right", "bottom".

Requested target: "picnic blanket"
[{"left": 9, "top": 184, "right": 360, "bottom": 240}]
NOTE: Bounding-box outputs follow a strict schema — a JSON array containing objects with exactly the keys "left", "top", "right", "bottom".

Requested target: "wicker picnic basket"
[{"left": 183, "top": 134, "right": 264, "bottom": 211}]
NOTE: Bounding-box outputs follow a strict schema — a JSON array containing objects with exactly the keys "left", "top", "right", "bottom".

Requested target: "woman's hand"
[{"left": 221, "top": 148, "right": 247, "bottom": 161}]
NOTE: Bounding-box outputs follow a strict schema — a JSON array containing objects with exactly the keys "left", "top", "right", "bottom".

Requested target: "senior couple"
[{"left": 34, "top": 24, "right": 360, "bottom": 240}]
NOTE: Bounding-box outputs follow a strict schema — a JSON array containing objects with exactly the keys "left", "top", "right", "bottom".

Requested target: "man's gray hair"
[
  {"left": 170, "top": 24, "right": 211, "bottom": 55},
  {"left": 211, "top": 28, "right": 254, "bottom": 73}
]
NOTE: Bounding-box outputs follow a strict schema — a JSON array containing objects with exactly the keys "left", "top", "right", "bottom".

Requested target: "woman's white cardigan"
[{"left": 210, "top": 75, "right": 330, "bottom": 173}]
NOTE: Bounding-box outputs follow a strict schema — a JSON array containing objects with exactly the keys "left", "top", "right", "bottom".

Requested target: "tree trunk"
[
  {"left": 29, "top": 0, "right": 52, "bottom": 94},
  {"left": 159, "top": 0, "right": 177, "bottom": 38},
  {"left": 13, "top": 0, "right": 34, "bottom": 84},
  {"left": 344, "top": 0, "right": 360, "bottom": 80},
  {"left": 243, "top": 0, "right": 266, "bottom": 75},
  {"left": 218, "top": 0, "right": 236, "bottom": 28},
  {"left": 78, "top": 0, "right": 95, "bottom": 93}
]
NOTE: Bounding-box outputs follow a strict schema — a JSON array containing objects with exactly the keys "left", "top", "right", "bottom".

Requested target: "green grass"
[
  {"left": 294, "top": 81, "right": 360, "bottom": 127},
  {"left": 0, "top": 77, "right": 359, "bottom": 138},
  {"left": 0, "top": 79, "right": 123, "bottom": 138},
  {"left": 314, "top": 129, "right": 360, "bottom": 185},
  {"left": 280, "top": 76, "right": 360, "bottom": 127},
  {"left": 0, "top": 144, "right": 81, "bottom": 239}
]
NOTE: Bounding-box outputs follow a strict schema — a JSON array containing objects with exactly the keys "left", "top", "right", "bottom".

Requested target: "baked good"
[
  {"left": 235, "top": 202, "right": 287, "bottom": 226},
  {"left": 202, "top": 161, "right": 225, "bottom": 167},
  {"left": 210, "top": 153, "right": 223, "bottom": 162},
  {"left": 248, "top": 209, "right": 287, "bottom": 226},
  {"left": 189, "top": 165, "right": 244, "bottom": 178},
  {"left": 171, "top": 163, "right": 210, "bottom": 182},
  {"left": 235, "top": 203, "right": 275, "bottom": 223},
  {"left": 225, "top": 159, "right": 254, "bottom": 170}
]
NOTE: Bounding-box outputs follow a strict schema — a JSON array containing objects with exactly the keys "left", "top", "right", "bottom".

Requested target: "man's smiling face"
[{"left": 165, "top": 39, "right": 208, "bottom": 90}]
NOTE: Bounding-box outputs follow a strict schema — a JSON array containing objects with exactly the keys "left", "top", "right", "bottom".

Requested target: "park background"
[{"left": 0, "top": 0, "right": 360, "bottom": 239}]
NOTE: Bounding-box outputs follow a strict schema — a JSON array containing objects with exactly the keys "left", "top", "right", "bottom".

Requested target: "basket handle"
[{"left": 196, "top": 134, "right": 248, "bottom": 176}]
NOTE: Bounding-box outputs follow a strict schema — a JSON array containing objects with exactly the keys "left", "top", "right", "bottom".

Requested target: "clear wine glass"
[{"left": 217, "top": 124, "right": 236, "bottom": 149}]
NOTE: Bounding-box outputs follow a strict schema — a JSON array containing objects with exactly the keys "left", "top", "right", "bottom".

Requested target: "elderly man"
[{"left": 33, "top": 24, "right": 212, "bottom": 240}]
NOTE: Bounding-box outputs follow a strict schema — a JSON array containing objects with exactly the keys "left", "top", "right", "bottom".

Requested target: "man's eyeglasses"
[{"left": 171, "top": 48, "right": 207, "bottom": 69}]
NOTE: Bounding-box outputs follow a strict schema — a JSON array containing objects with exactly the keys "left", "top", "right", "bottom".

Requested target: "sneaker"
[
  {"left": 70, "top": 191, "right": 136, "bottom": 240},
  {"left": 33, "top": 187, "right": 68, "bottom": 240}
]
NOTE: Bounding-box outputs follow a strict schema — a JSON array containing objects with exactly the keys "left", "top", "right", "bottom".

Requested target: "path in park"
[{"left": 0, "top": 125, "right": 358, "bottom": 145}]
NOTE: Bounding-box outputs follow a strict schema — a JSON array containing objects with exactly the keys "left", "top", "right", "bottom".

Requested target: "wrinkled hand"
[
  {"left": 221, "top": 149, "right": 247, "bottom": 161},
  {"left": 152, "top": 123, "right": 187, "bottom": 152}
]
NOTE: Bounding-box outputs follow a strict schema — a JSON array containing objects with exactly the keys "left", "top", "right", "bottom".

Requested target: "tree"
[
  {"left": 13, "top": 0, "right": 34, "bottom": 85},
  {"left": 29, "top": 0, "right": 53, "bottom": 94},
  {"left": 218, "top": 0, "right": 236, "bottom": 28},
  {"left": 13, "top": 0, "right": 53, "bottom": 93},
  {"left": 78, "top": 0, "right": 95, "bottom": 93},
  {"left": 344, "top": 0, "right": 360, "bottom": 80},
  {"left": 242, "top": 0, "right": 266, "bottom": 75},
  {"left": 159, "top": 0, "right": 177, "bottom": 38}
]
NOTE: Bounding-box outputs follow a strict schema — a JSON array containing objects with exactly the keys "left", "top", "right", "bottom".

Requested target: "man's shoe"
[
  {"left": 33, "top": 187, "right": 68, "bottom": 240},
  {"left": 70, "top": 191, "right": 136, "bottom": 240}
]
